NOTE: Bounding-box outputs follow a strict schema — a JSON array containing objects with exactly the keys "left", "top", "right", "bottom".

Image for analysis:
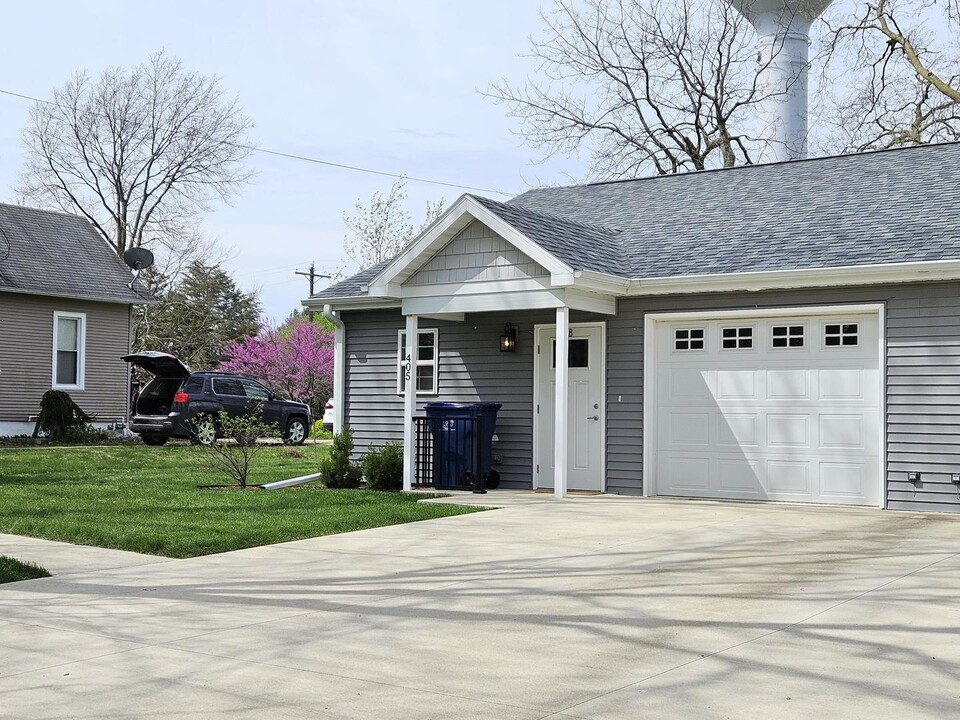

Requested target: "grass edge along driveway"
[
  {"left": 0, "top": 555, "right": 51, "bottom": 584},
  {"left": 0, "top": 445, "right": 484, "bottom": 558}
]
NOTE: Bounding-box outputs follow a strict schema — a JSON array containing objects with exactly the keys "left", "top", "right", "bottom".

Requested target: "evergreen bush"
[
  {"left": 363, "top": 442, "right": 404, "bottom": 492},
  {"left": 319, "top": 427, "right": 362, "bottom": 489},
  {"left": 32, "top": 390, "right": 92, "bottom": 442}
]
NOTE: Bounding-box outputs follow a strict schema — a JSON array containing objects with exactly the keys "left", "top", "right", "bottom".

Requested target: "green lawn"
[
  {"left": 0, "top": 445, "right": 482, "bottom": 558},
  {"left": 0, "top": 556, "right": 51, "bottom": 584}
]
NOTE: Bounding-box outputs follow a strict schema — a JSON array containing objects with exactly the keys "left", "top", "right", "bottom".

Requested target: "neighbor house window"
[
  {"left": 52, "top": 311, "right": 86, "bottom": 389},
  {"left": 397, "top": 329, "right": 438, "bottom": 394},
  {"left": 675, "top": 328, "right": 704, "bottom": 351},
  {"left": 825, "top": 323, "right": 859, "bottom": 347}
]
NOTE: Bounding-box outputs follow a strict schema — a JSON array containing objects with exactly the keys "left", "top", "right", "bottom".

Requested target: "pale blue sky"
[{"left": 0, "top": 1, "right": 588, "bottom": 320}]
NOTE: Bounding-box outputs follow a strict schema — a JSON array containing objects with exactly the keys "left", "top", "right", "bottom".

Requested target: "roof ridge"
[
  {"left": 514, "top": 140, "right": 960, "bottom": 193},
  {"left": 0, "top": 201, "right": 88, "bottom": 221}
]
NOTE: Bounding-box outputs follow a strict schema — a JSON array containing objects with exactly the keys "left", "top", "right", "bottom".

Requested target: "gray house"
[
  {"left": 305, "top": 143, "right": 960, "bottom": 513},
  {"left": 0, "top": 203, "right": 150, "bottom": 436}
]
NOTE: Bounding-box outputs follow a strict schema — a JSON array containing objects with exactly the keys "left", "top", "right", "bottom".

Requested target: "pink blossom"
[{"left": 219, "top": 317, "right": 334, "bottom": 414}]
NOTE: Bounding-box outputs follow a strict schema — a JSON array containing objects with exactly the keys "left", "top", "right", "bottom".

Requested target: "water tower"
[{"left": 729, "top": 0, "right": 833, "bottom": 161}]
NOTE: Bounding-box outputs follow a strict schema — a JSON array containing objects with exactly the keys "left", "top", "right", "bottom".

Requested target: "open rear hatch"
[
  {"left": 122, "top": 351, "right": 190, "bottom": 379},
  {"left": 123, "top": 352, "right": 191, "bottom": 419}
]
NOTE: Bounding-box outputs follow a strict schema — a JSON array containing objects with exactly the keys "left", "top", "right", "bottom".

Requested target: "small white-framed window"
[
  {"left": 674, "top": 328, "right": 705, "bottom": 351},
  {"left": 721, "top": 326, "right": 753, "bottom": 350},
  {"left": 397, "top": 329, "right": 439, "bottom": 395},
  {"left": 824, "top": 322, "right": 859, "bottom": 347},
  {"left": 52, "top": 311, "right": 86, "bottom": 389},
  {"left": 772, "top": 325, "right": 805, "bottom": 349}
]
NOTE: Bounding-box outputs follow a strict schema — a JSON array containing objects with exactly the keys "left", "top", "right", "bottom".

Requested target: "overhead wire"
[{"left": 0, "top": 87, "right": 514, "bottom": 197}]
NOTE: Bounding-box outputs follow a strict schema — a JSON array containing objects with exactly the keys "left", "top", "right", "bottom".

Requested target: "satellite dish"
[{"left": 123, "top": 246, "right": 155, "bottom": 271}]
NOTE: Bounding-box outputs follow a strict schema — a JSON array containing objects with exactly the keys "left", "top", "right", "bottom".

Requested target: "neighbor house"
[
  {"left": 305, "top": 142, "right": 960, "bottom": 513},
  {"left": 0, "top": 203, "right": 151, "bottom": 436}
]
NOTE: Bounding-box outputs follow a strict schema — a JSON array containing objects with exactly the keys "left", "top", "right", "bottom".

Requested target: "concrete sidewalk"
[
  {"left": 0, "top": 533, "right": 168, "bottom": 576},
  {"left": 1, "top": 496, "right": 959, "bottom": 719}
]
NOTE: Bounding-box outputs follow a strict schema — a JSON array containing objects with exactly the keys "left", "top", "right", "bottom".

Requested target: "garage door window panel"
[
  {"left": 772, "top": 325, "right": 805, "bottom": 349},
  {"left": 721, "top": 326, "right": 753, "bottom": 350},
  {"left": 674, "top": 328, "right": 705, "bottom": 351},
  {"left": 825, "top": 323, "right": 860, "bottom": 347}
]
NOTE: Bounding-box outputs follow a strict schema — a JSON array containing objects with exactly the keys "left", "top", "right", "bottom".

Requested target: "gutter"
[{"left": 322, "top": 304, "right": 346, "bottom": 434}]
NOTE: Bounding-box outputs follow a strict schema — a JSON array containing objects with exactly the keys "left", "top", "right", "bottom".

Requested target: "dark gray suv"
[{"left": 124, "top": 352, "right": 312, "bottom": 446}]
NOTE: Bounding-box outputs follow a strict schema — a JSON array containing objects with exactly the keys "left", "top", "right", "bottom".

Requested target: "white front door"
[{"left": 535, "top": 323, "right": 605, "bottom": 491}]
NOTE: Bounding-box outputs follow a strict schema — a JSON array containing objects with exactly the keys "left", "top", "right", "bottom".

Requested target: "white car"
[{"left": 322, "top": 398, "right": 334, "bottom": 432}]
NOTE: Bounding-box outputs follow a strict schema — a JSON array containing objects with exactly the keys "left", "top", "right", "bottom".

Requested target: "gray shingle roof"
[
  {"left": 310, "top": 260, "right": 391, "bottom": 301},
  {"left": 0, "top": 203, "right": 150, "bottom": 304},
  {"left": 313, "top": 142, "right": 960, "bottom": 299},
  {"left": 469, "top": 195, "right": 630, "bottom": 275},
  {"left": 510, "top": 142, "right": 960, "bottom": 278}
]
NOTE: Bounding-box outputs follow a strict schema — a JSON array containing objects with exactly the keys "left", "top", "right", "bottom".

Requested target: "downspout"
[{"left": 322, "top": 304, "right": 346, "bottom": 434}]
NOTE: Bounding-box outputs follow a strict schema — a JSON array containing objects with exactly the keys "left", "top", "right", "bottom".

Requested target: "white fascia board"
[
  {"left": 627, "top": 259, "right": 960, "bottom": 296},
  {"left": 367, "top": 194, "right": 573, "bottom": 295},
  {"left": 302, "top": 295, "right": 400, "bottom": 312},
  {"left": 571, "top": 270, "right": 631, "bottom": 294},
  {"left": 402, "top": 288, "right": 566, "bottom": 315}
]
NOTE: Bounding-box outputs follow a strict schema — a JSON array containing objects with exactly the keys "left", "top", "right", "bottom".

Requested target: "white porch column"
[
  {"left": 402, "top": 313, "right": 419, "bottom": 492},
  {"left": 323, "top": 305, "right": 346, "bottom": 435},
  {"left": 554, "top": 306, "right": 569, "bottom": 499}
]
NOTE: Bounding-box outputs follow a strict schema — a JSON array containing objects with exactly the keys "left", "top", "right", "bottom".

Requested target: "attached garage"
[{"left": 644, "top": 306, "right": 883, "bottom": 507}]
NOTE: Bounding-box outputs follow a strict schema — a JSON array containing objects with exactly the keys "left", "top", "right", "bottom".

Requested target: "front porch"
[{"left": 397, "top": 306, "right": 610, "bottom": 498}]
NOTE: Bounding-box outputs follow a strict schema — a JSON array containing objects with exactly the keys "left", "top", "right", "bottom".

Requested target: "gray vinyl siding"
[
  {"left": 344, "top": 281, "right": 960, "bottom": 512},
  {"left": 607, "top": 281, "right": 960, "bottom": 512},
  {"left": 405, "top": 219, "right": 548, "bottom": 286},
  {"left": 343, "top": 308, "right": 595, "bottom": 489},
  {"left": 0, "top": 292, "right": 131, "bottom": 424}
]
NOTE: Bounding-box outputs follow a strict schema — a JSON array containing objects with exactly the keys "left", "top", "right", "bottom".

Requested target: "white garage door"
[{"left": 652, "top": 310, "right": 882, "bottom": 506}]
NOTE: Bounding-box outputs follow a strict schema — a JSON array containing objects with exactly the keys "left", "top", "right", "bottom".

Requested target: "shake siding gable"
[
  {"left": 405, "top": 219, "right": 549, "bottom": 286},
  {"left": 0, "top": 293, "right": 130, "bottom": 423}
]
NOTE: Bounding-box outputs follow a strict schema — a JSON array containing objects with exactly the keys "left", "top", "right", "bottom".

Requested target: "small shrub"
[
  {"left": 311, "top": 420, "right": 333, "bottom": 439},
  {"left": 32, "top": 390, "right": 92, "bottom": 441},
  {"left": 319, "top": 427, "right": 362, "bottom": 489},
  {"left": 192, "top": 405, "right": 277, "bottom": 488},
  {"left": 363, "top": 442, "right": 404, "bottom": 492}
]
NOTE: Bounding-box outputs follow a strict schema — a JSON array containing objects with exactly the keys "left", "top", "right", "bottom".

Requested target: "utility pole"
[{"left": 295, "top": 262, "right": 333, "bottom": 319}]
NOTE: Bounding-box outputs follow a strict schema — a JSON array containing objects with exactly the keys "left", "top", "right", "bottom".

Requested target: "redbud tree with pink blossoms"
[{"left": 218, "top": 316, "right": 334, "bottom": 416}]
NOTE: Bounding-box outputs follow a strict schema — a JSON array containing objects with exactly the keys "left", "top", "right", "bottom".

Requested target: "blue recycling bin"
[{"left": 424, "top": 402, "right": 502, "bottom": 491}]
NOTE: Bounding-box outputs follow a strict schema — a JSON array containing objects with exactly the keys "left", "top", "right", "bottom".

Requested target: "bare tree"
[
  {"left": 343, "top": 179, "right": 445, "bottom": 270},
  {"left": 489, "top": 0, "right": 789, "bottom": 178},
  {"left": 817, "top": 0, "right": 960, "bottom": 151},
  {"left": 18, "top": 51, "right": 253, "bottom": 260}
]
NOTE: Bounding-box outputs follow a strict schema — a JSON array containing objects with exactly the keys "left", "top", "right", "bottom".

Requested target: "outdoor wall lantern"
[{"left": 500, "top": 323, "right": 518, "bottom": 353}]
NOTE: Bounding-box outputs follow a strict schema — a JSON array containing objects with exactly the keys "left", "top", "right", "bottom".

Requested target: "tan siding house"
[{"left": 0, "top": 203, "right": 151, "bottom": 435}]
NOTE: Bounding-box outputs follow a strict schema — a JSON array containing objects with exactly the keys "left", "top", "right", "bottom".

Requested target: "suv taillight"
[{"left": 173, "top": 392, "right": 189, "bottom": 405}]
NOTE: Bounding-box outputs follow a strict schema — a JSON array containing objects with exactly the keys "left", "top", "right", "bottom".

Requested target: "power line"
[{"left": 0, "top": 87, "right": 513, "bottom": 197}]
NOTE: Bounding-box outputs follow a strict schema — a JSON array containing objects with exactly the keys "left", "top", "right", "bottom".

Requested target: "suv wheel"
[
  {"left": 285, "top": 417, "right": 308, "bottom": 446},
  {"left": 141, "top": 435, "right": 168, "bottom": 447},
  {"left": 191, "top": 415, "right": 219, "bottom": 446}
]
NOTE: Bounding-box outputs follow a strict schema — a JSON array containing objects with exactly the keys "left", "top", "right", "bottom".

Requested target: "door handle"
[{"left": 587, "top": 415, "right": 599, "bottom": 421}]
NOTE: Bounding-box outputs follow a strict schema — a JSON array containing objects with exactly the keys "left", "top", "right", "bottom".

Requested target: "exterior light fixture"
[{"left": 500, "top": 323, "right": 517, "bottom": 353}]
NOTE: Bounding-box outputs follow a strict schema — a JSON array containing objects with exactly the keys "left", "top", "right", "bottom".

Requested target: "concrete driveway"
[{"left": 1, "top": 495, "right": 959, "bottom": 719}]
